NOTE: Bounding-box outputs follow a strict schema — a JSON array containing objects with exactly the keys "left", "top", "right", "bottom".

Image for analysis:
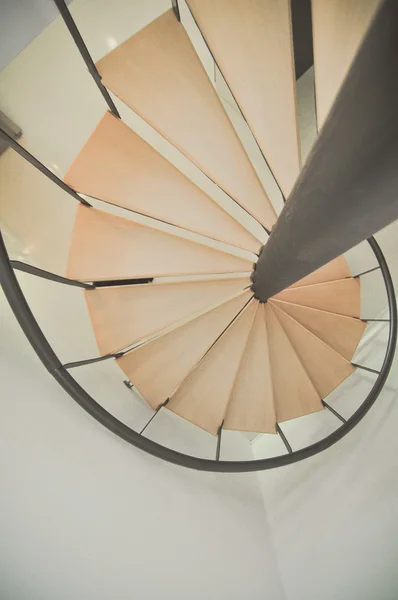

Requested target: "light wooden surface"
[
  {"left": 97, "top": 9, "right": 277, "bottom": 229},
  {"left": 272, "top": 303, "right": 355, "bottom": 398},
  {"left": 224, "top": 304, "right": 276, "bottom": 433},
  {"left": 85, "top": 277, "right": 250, "bottom": 355},
  {"left": 117, "top": 291, "right": 251, "bottom": 409},
  {"left": 67, "top": 206, "right": 253, "bottom": 282},
  {"left": 275, "top": 278, "right": 361, "bottom": 317},
  {"left": 264, "top": 304, "right": 322, "bottom": 422},
  {"left": 312, "top": 0, "right": 381, "bottom": 128},
  {"left": 290, "top": 255, "right": 351, "bottom": 287},
  {"left": 271, "top": 299, "right": 366, "bottom": 360},
  {"left": 64, "top": 112, "right": 260, "bottom": 253},
  {"left": 168, "top": 300, "right": 257, "bottom": 435},
  {"left": 188, "top": 0, "right": 301, "bottom": 198}
]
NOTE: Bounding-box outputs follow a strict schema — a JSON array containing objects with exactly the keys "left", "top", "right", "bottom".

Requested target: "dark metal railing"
[
  {"left": 1, "top": 2, "right": 396, "bottom": 471},
  {"left": 93, "top": 277, "right": 154, "bottom": 287},
  {"left": 11, "top": 260, "right": 94, "bottom": 289},
  {"left": 276, "top": 423, "right": 293, "bottom": 454},
  {"left": 11, "top": 260, "right": 154, "bottom": 291},
  {"left": 53, "top": 0, "right": 120, "bottom": 118},
  {"left": 321, "top": 400, "right": 346, "bottom": 424},
  {"left": 216, "top": 421, "right": 224, "bottom": 460},
  {"left": 354, "top": 265, "right": 381, "bottom": 278},
  {"left": 172, "top": 0, "right": 181, "bottom": 21},
  {"left": 140, "top": 399, "right": 169, "bottom": 435},
  {"left": 1, "top": 229, "right": 395, "bottom": 472},
  {"left": 0, "top": 129, "right": 91, "bottom": 207},
  {"left": 351, "top": 363, "right": 380, "bottom": 375},
  {"left": 63, "top": 354, "right": 123, "bottom": 370}
]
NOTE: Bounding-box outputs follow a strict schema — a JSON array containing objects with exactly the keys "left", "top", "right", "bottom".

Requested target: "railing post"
[
  {"left": 11, "top": 261, "right": 94, "bottom": 289},
  {"left": 216, "top": 421, "right": 224, "bottom": 460},
  {"left": 53, "top": 0, "right": 121, "bottom": 119},
  {"left": 172, "top": 0, "right": 181, "bottom": 21},
  {"left": 0, "top": 129, "right": 91, "bottom": 207}
]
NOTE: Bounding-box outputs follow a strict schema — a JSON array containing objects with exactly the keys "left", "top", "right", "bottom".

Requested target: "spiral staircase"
[{"left": 1, "top": 0, "right": 397, "bottom": 471}]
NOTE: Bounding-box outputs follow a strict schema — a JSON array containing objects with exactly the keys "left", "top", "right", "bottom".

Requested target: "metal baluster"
[
  {"left": 0, "top": 129, "right": 91, "bottom": 207},
  {"left": 140, "top": 399, "right": 170, "bottom": 435},
  {"left": 11, "top": 261, "right": 94, "bottom": 289},
  {"left": 216, "top": 421, "right": 224, "bottom": 461},
  {"left": 53, "top": 0, "right": 120, "bottom": 118},
  {"left": 276, "top": 423, "right": 292, "bottom": 453},
  {"left": 321, "top": 400, "right": 346, "bottom": 424}
]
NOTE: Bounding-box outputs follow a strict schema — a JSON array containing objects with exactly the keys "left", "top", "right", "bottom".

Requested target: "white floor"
[{"left": 1, "top": 2, "right": 398, "bottom": 599}]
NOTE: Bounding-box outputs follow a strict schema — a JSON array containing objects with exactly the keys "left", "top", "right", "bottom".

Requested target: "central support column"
[{"left": 252, "top": 0, "right": 398, "bottom": 302}]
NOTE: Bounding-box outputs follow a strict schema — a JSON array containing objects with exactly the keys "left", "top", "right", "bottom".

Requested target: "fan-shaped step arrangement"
[
  {"left": 312, "top": 0, "right": 381, "bottom": 128},
  {"left": 64, "top": 112, "right": 260, "bottom": 253},
  {"left": 270, "top": 302, "right": 355, "bottom": 398},
  {"left": 264, "top": 304, "right": 323, "bottom": 423},
  {"left": 223, "top": 303, "right": 276, "bottom": 433},
  {"left": 96, "top": 9, "right": 277, "bottom": 230},
  {"left": 270, "top": 300, "right": 366, "bottom": 361},
  {"left": 167, "top": 299, "right": 258, "bottom": 435},
  {"left": 187, "top": 0, "right": 301, "bottom": 198},
  {"left": 290, "top": 255, "right": 351, "bottom": 287},
  {"left": 117, "top": 291, "right": 252, "bottom": 409},
  {"left": 85, "top": 276, "right": 251, "bottom": 355},
  {"left": 274, "top": 278, "right": 361, "bottom": 318},
  {"left": 67, "top": 205, "right": 253, "bottom": 282}
]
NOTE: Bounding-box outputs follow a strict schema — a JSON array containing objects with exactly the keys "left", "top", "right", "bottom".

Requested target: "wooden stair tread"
[
  {"left": 117, "top": 291, "right": 252, "bottom": 409},
  {"left": 187, "top": 0, "right": 301, "bottom": 198},
  {"left": 64, "top": 112, "right": 260, "bottom": 253},
  {"left": 96, "top": 9, "right": 276, "bottom": 229},
  {"left": 290, "top": 255, "right": 351, "bottom": 288},
  {"left": 167, "top": 300, "right": 257, "bottom": 435},
  {"left": 264, "top": 304, "right": 323, "bottom": 423},
  {"left": 271, "top": 302, "right": 355, "bottom": 398},
  {"left": 271, "top": 299, "right": 366, "bottom": 361},
  {"left": 85, "top": 276, "right": 250, "bottom": 355},
  {"left": 274, "top": 278, "right": 361, "bottom": 317},
  {"left": 67, "top": 206, "right": 253, "bottom": 282},
  {"left": 312, "top": 0, "right": 381, "bottom": 128},
  {"left": 224, "top": 304, "right": 276, "bottom": 433}
]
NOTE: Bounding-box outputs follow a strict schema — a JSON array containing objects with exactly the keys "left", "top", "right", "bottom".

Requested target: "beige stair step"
[
  {"left": 264, "top": 304, "right": 322, "bottom": 423},
  {"left": 274, "top": 278, "right": 361, "bottom": 318},
  {"left": 85, "top": 276, "right": 250, "bottom": 355},
  {"left": 187, "top": 0, "right": 300, "bottom": 198},
  {"left": 290, "top": 255, "right": 351, "bottom": 288},
  {"left": 271, "top": 302, "right": 355, "bottom": 398},
  {"left": 64, "top": 112, "right": 260, "bottom": 253},
  {"left": 224, "top": 304, "right": 276, "bottom": 433},
  {"left": 117, "top": 291, "right": 251, "bottom": 410},
  {"left": 67, "top": 206, "right": 252, "bottom": 282},
  {"left": 312, "top": 0, "right": 381, "bottom": 128},
  {"left": 96, "top": 9, "right": 276, "bottom": 230},
  {"left": 271, "top": 299, "right": 366, "bottom": 361},
  {"left": 168, "top": 300, "right": 257, "bottom": 435}
]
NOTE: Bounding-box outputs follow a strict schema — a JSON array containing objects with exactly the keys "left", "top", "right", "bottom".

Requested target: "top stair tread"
[{"left": 96, "top": 9, "right": 276, "bottom": 229}]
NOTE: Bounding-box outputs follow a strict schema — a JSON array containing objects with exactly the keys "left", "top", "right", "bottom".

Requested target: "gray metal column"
[{"left": 252, "top": 0, "right": 398, "bottom": 301}]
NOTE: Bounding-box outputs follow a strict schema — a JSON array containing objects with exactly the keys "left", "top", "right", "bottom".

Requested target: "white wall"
[
  {"left": 253, "top": 229, "right": 398, "bottom": 600},
  {"left": 0, "top": 5, "right": 284, "bottom": 596},
  {"left": 0, "top": 286, "right": 286, "bottom": 600},
  {"left": 254, "top": 363, "right": 398, "bottom": 600}
]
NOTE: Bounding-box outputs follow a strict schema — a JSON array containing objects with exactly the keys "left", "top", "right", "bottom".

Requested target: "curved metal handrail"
[{"left": 0, "top": 231, "right": 396, "bottom": 472}]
